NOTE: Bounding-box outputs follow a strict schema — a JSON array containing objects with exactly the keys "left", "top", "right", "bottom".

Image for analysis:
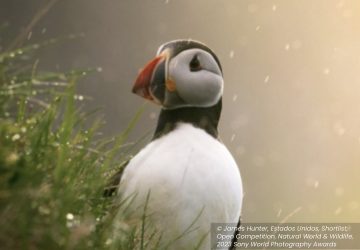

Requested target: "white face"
[{"left": 165, "top": 48, "right": 224, "bottom": 109}]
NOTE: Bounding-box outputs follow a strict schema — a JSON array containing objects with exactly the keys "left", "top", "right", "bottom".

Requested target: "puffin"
[{"left": 105, "top": 39, "right": 243, "bottom": 249}]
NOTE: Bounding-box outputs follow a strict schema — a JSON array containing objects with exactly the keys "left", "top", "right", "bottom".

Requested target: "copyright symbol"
[{"left": 217, "top": 226, "right": 222, "bottom": 231}]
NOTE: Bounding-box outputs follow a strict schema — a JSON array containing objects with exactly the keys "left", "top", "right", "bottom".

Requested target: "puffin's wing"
[
  {"left": 229, "top": 216, "right": 241, "bottom": 250},
  {"left": 103, "top": 159, "right": 130, "bottom": 197}
]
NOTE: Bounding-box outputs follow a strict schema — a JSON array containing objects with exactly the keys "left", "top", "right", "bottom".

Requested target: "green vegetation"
[{"left": 0, "top": 26, "right": 147, "bottom": 249}]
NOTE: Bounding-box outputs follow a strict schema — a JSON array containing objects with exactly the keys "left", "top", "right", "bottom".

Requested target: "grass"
[
  {"left": 0, "top": 10, "right": 206, "bottom": 249},
  {"left": 0, "top": 24, "right": 149, "bottom": 249}
]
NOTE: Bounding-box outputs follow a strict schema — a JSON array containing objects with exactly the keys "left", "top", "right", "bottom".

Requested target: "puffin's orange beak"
[{"left": 132, "top": 54, "right": 167, "bottom": 102}]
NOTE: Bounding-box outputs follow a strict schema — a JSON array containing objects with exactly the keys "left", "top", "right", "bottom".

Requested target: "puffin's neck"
[{"left": 152, "top": 99, "right": 222, "bottom": 140}]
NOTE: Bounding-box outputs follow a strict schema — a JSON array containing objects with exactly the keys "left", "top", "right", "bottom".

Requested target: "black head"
[{"left": 133, "top": 39, "right": 224, "bottom": 110}]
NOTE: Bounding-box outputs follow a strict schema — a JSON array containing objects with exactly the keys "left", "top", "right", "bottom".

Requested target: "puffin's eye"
[{"left": 189, "top": 55, "right": 202, "bottom": 72}]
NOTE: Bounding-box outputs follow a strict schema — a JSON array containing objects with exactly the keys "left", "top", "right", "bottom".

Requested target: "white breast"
[{"left": 119, "top": 123, "right": 243, "bottom": 249}]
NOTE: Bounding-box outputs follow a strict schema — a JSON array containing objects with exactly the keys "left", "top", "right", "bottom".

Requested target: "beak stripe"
[{"left": 132, "top": 55, "right": 165, "bottom": 101}]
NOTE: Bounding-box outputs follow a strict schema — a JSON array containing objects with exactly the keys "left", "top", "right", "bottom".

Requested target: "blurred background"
[{"left": 1, "top": 0, "right": 359, "bottom": 223}]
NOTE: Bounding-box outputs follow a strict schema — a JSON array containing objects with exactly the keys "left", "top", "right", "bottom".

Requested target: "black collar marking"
[{"left": 152, "top": 99, "right": 222, "bottom": 140}]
